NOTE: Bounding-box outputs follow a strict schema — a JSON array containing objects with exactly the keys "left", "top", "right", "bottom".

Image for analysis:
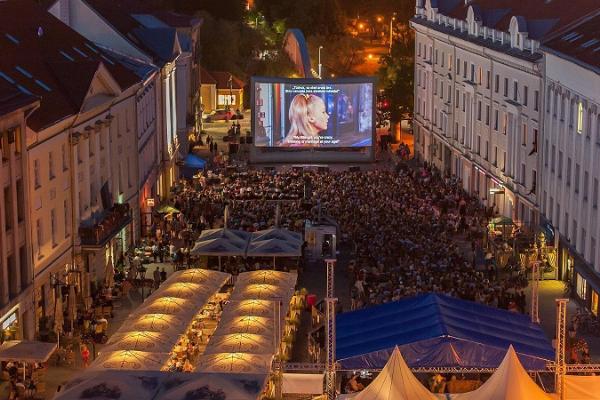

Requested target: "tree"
[
  {"left": 377, "top": 27, "right": 414, "bottom": 123},
  {"left": 307, "top": 34, "right": 363, "bottom": 77}
]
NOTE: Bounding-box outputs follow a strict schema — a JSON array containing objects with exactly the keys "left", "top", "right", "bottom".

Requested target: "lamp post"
[
  {"left": 389, "top": 13, "right": 397, "bottom": 54},
  {"left": 318, "top": 46, "right": 324, "bottom": 79}
]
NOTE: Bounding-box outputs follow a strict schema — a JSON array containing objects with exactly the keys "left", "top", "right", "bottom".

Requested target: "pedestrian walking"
[
  {"left": 160, "top": 267, "right": 167, "bottom": 283},
  {"left": 153, "top": 267, "right": 161, "bottom": 289},
  {"left": 81, "top": 344, "right": 90, "bottom": 368}
]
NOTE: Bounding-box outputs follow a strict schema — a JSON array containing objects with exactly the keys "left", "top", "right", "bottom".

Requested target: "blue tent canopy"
[
  {"left": 336, "top": 294, "right": 554, "bottom": 371},
  {"left": 184, "top": 153, "right": 206, "bottom": 169}
]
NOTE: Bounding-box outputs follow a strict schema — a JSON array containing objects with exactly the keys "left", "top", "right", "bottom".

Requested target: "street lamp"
[
  {"left": 389, "top": 13, "right": 397, "bottom": 54},
  {"left": 318, "top": 46, "right": 324, "bottom": 79}
]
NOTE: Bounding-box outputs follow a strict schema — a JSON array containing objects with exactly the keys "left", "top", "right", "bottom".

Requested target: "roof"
[
  {"left": 84, "top": 0, "right": 181, "bottom": 66},
  {"left": 0, "top": 80, "right": 38, "bottom": 117},
  {"left": 200, "top": 67, "right": 217, "bottom": 84},
  {"left": 441, "top": 0, "right": 599, "bottom": 39},
  {"left": 0, "top": 341, "right": 57, "bottom": 363},
  {"left": 543, "top": 13, "right": 600, "bottom": 73},
  {"left": 209, "top": 71, "right": 246, "bottom": 90},
  {"left": 0, "top": 0, "right": 138, "bottom": 131},
  {"left": 336, "top": 293, "right": 554, "bottom": 370}
]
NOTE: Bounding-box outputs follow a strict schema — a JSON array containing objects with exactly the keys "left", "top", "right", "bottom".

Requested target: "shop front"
[
  {"left": 567, "top": 242, "right": 600, "bottom": 317},
  {"left": 0, "top": 307, "right": 20, "bottom": 344}
]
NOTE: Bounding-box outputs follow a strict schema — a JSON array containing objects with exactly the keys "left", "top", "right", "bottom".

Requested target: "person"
[
  {"left": 280, "top": 94, "right": 329, "bottom": 147},
  {"left": 80, "top": 344, "right": 90, "bottom": 368},
  {"left": 153, "top": 267, "right": 161, "bottom": 289},
  {"left": 235, "top": 123, "right": 241, "bottom": 136},
  {"left": 160, "top": 267, "right": 167, "bottom": 283}
]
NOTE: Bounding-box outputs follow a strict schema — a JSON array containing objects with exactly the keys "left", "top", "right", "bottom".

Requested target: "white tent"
[
  {"left": 214, "top": 316, "right": 274, "bottom": 335},
  {"left": 133, "top": 296, "right": 198, "bottom": 318},
  {"left": 190, "top": 237, "right": 248, "bottom": 257},
  {"left": 202, "top": 333, "right": 275, "bottom": 355},
  {"left": 0, "top": 341, "right": 57, "bottom": 363},
  {"left": 220, "top": 299, "right": 279, "bottom": 319},
  {"left": 563, "top": 375, "right": 600, "bottom": 400},
  {"left": 229, "top": 283, "right": 295, "bottom": 301},
  {"left": 91, "top": 350, "right": 170, "bottom": 371},
  {"left": 246, "top": 238, "right": 301, "bottom": 258},
  {"left": 346, "top": 346, "right": 438, "bottom": 400},
  {"left": 102, "top": 331, "right": 173, "bottom": 353},
  {"left": 235, "top": 270, "right": 299, "bottom": 286},
  {"left": 197, "top": 228, "right": 251, "bottom": 248},
  {"left": 282, "top": 373, "right": 325, "bottom": 395},
  {"left": 251, "top": 228, "right": 303, "bottom": 245},
  {"left": 143, "top": 282, "right": 212, "bottom": 303},
  {"left": 196, "top": 352, "right": 274, "bottom": 374},
  {"left": 453, "top": 346, "right": 552, "bottom": 400},
  {"left": 127, "top": 313, "right": 189, "bottom": 334}
]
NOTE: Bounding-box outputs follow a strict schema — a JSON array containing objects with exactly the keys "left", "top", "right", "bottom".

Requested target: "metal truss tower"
[{"left": 325, "top": 259, "right": 337, "bottom": 400}]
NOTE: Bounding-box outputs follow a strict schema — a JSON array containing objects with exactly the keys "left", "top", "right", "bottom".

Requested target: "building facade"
[
  {"left": 0, "top": 84, "right": 39, "bottom": 343},
  {"left": 410, "top": 0, "right": 598, "bottom": 230},
  {"left": 541, "top": 14, "right": 600, "bottom": 313}
]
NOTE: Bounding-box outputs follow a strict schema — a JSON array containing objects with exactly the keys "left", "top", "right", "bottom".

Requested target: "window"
[
  {"left": 494, "top": 110, "right": 499, "bottom": 130},
  {"left": 50, "top": 208, "right": 57, "bottom": 247},
  {"left": 577, "top": 273, "right": 587, "bottom": 300},
  {"left": 34, "top": 159, "right": 41, "bottom": 188},
  {"left": 494, "top": 74, "right": 499, "bottom": 93},
  {"left": 569, "top": 100, "right": 575, "bottom": 126},
  {"left": 434, "top": 78, "right": 438, "bottom": 95},
  {"left": 463, "top": 61, "right": 467, "bottom": 78},
  {"left": 218, "top": 94, "right": 236, "bottom": 106},
  {"left": 64, "top": 200, "right": 70, "bottom": 238},
  {"left": 577, "top": 101, "right": 584, "bottom": 133},
  {"left": 502, "top": 113, "right": 508, "bottom": 135},
  {"left": 36, "top": 219, "right": 43, "bottom": 256},
  {"left": 558, "top": 151, "right": 563, "bottom": 178},
  {"left": 594, "top": 178, "right": 598, "bottom": 208},
  {"left": 477, "top": 101, "right": 482, "bottom": 121},
  {"left": 494, "top": 146, "right": 498, "bottom": 166},
  {"left": 503, "top": 152, "right": 506, "bottom": 172},
  {"left": 48, "top": 151, "right": 55, "bottom": 180},
  {"left": 523, "top": 86, "right": 528, "bottom": 106},
  {"left": 532, "top": 128, "right": 538, "bottom": 153},
  {"left": 560, "top": 96, "right": 565, "bottom": 120},
  {"left": 567, "top": 157, "right": 572, "bottom": 185},
  {"left": 513, "top": 81, "right": 518, "bottom": 102},
  {"left": 581, "top": 228, "right": 586, "bottom": 255},
  {"left": 522, "top": 124, "right": 527, "bottom": 146},
  {"left": 456, "top": 58, "right": 461, "bottom": 75},
  {"left": 476, "top": 135, "right": 481, "bottom": 154},
  {"left": 486, "top": 70, "right": 490, "bottom": 89},
  {"left": 61, "top": 143, "right": 68, "bottom": 171},
  {"left": 477, "top": 66, "right": 483, "bottom": 84},
  {"left": 591, "top": 238, "right": 597, "bottom": 270},
  {"left": 470, "top": 63, "right": 475, "bottom": 82},
  {"left": 448, "top": 54, "right": 453, "bottom": 70},
  {"left": 534, "top": 90, "right": 539, "bottom": 111},
  {"left": 484, "top": 140, "right": 489, "bottom": 160},
  {"left": 485, "top": 105, "right": 490, "bottom": 125},
  {"left": 455, "top": 90, "right": 460, "bottom": 108},
  {"left": 4, "top": 186, "right": 12, "bottom": 231},
  {"left": 531, "top": 170, "right": 537, "bottom": 194},
  {"left": 503, "top": 78, "right": 508, "bottom": 97},
  {"left": 418, "top": 43, "right": 422, "bottom": 57},
  {"left": 551, "top": 145, "right": 556, "bottom": 172},
  {"left": 584, "top": 171, "right": 590, "bottom": 200},
  {"left": 521, "top": 163, "right": 526, "bottom": 185},
  {"left": 16, "top": 179, "right": 23, "bottom": 223},
  {"left": 575, "top": 164, "right": 580, "bottom": 193}
]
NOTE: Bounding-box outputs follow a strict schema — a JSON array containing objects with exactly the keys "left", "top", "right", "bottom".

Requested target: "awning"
[
  {"left": 155, "top": 204, "right": 180, "bottom": 214},
  {"left": 0, "top": 340, "right": 57, "bottom": 363},
  {"left": 282, "top": 373, "right": 324, "bottom": 395},
  {"left": 564, "top": 375, "right": 600, "bottom": 400}
]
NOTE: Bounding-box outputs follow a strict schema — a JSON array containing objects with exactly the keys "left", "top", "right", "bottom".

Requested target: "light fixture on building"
[
  {"left": 489, "top": 187, "right": 505, "bottom": 195},
  {"left": 146, "top": 198, "right": 155, "bottom": 207}
]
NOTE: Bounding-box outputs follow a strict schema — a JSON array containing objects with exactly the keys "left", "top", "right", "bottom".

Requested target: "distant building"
[
  {"left": 200, "top": 70, "right": 245, "bottom": 114},
  {"left": 0, "top": 81, "right": 39, "bottom": 342},
  {"left": 541, "top": 14, "right": 600, "bottom": 312}
]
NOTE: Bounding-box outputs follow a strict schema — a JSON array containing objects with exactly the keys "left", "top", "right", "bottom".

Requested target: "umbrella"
[
  {"left": 156, "top": 205, "right": 180, "bottom": 215},
  {"left": 490, "top": 216, "right": 514, "bottom": 225},
  {"left": 67, "top": 285, "right": 77, "bottom": 332}
]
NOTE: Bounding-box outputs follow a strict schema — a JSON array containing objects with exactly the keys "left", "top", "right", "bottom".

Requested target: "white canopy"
[
  {"left": 229, "top": 283, "right": 295, "bottom": 301},
  {"left": 102, "top": 331, "right": 173, "bottom": 353},
  {"left": 126, "top": 313, "right": 189, "bottom": 334},
  {"left": 220, "top": 299, "right": 279, "bottom": 319},
  {"left": 203, "top": 333, "right": 275, "bottom": 355},
  {"left": 350, "top": 346, "right": 438, "bottom": 400},
  {"left": 168, "top": 268, "right": 231, "bottom": 285},
  {"left": 453, "top": 346, "right": 552, "bottom": 400},
  {"left": 563, "top": 375, "right": 600, "bottom": 400},
  {"left": 246, "top": 238, "right": 301, "bottom": 258},
  {"left": 197, "top": 228, "right": 251, "bottom": 248},
  {"left": 214, "top": 316, "right": 274, "bottom": 335},
  {"left": 282, "top": 373, "right": 325, "bottom": 395},
  {"left": 235, "top": 270, "right": 299, "bottom": 286},
  {"left": 143, "top": 282, "right": 212, "bottom": 303},
  {"left": 196, "top": 352, "right": 274, "bottom": 374},
  {"left": 190, "top": 237, "right": 248, "bottom": 257},
  {"left": 91, "top": 350, "right": 170, "bottom": 371},
  {"left": 251, "top": 228, "right": 303, "bottom": 245},
  {"left": 0, "top": 340, "right": 57, "bottom": 363},
  {"left": 132, "top": 296, "right": 199, "bottom": 318}
]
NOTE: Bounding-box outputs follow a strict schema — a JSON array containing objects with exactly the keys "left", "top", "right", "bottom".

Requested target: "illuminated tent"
[
  {"left": 91, "top": 350, "right": 170, "bottom": 371},
  {"left": 144, "top": 282, "right": 212, "bottom": 302},
  {"left": 220, "top": 299, "right": 278, "bottom": 319},
  {"left": 229, "top": 283, "right": 295, "bottom": 302},
  {"left": 235, "top": 270, "right": 299, "bottom": 286},
  {"left": 215, "top": 316, "right": 274, "bottom": 336},
  {"left": 169, "top": 268, "right": 230, "bottom": 285},
  {"left": 197, "top": 228, "right": 251, "bottom": 248},
  {"left": 190, "top": 237, "right": 248, "bottom": 257},
  {"left": 203, "top": 333, "right": 275, "bottom": 355},
  {"left": 127, "top": 313, "right": 189, "bottom": 335},
  {"left": 195, "top": 352, "right": 274, "bottom": 374},
  {"left": 563, "top": 375, "right": 600, "bottom": 400},
  {"left": 102, "top": 331, "right": 172, "bottom": 353},
  {"left": 453, "top": 346, "right": 552, "bottom": 400},
  {"left": 133, "top": 296, "right": 198, "bottom": 318},
  {"left": 341, "top": 346, "right": 438, "bottom": 400}
]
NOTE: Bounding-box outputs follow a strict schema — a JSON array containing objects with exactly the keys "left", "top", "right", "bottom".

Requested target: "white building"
[
  {"left": 49, "top": 0, "right": 183, "bottom": 208},
  {"left": 541, "top": 14, "right": 600, "bottom": 313},
  {"left": 0, "top": 1, "right": 140, "bottom": 336},
  {"left": 410, "top": 0, "right": 597, "bottom": 229},
  {"left": 0, "top": 82, "right": 39, "bottom": 342}
]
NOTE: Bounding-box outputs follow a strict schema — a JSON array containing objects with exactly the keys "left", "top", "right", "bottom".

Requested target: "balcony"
[{"left": 79, "top": 203, "right": 132, "bottom": 248}]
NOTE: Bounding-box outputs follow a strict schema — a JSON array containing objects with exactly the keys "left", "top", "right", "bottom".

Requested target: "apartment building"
[
  {"left": 541, "top": 13, "right": 600, "bottom": 312},
  {"left": 410, "top": 0, "right": 598, "bottom": 229},
  {"left": 0, "top": 82, "right": 39, "bottom": 342}
]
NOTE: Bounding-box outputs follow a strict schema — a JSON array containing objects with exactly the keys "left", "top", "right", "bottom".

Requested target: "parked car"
[{"left": 205, "top": 109, "right": 244, "bottom": 122}]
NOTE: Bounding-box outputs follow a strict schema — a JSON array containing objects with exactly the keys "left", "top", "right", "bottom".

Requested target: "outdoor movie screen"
[{"left": 252, "top": 77, "right": 374, "bottom": 148}]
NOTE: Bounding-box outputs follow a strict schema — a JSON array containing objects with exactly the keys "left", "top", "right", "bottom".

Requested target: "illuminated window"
[
  {"left": 577, "top": 101, "right": 584, "bottom": 133},
  {"left": 592, "top": 291, "right": 598, "bottom": 316},
  {"left": 218, "top": 95, "right": 236, "bottom": 106},
  {"left": 577, "top": 273, "right": 587, "bottom": 300}
]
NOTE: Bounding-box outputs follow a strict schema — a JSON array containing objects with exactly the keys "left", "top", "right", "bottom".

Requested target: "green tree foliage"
[
  {"left": 377, "top": 26, "right": 414, "bottom": 122},
  {"left": 307, "top": 34, "right": 363, "bottom": 77}
]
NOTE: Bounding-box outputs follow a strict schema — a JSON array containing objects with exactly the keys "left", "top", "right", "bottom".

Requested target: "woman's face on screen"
[{"left": 308, "top": 98, "right": 329, "bottom": 132}]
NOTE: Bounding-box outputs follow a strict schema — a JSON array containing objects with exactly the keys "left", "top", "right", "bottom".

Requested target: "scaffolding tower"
[
  {"left": 531, "top": 261, "right": 541, "bottom": 323},
  {"left": 555, "top": 298, "right": 568, "bottom": 400},
  {"left": 325, "top": 258, "right": 337, "bottom": 400}
]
